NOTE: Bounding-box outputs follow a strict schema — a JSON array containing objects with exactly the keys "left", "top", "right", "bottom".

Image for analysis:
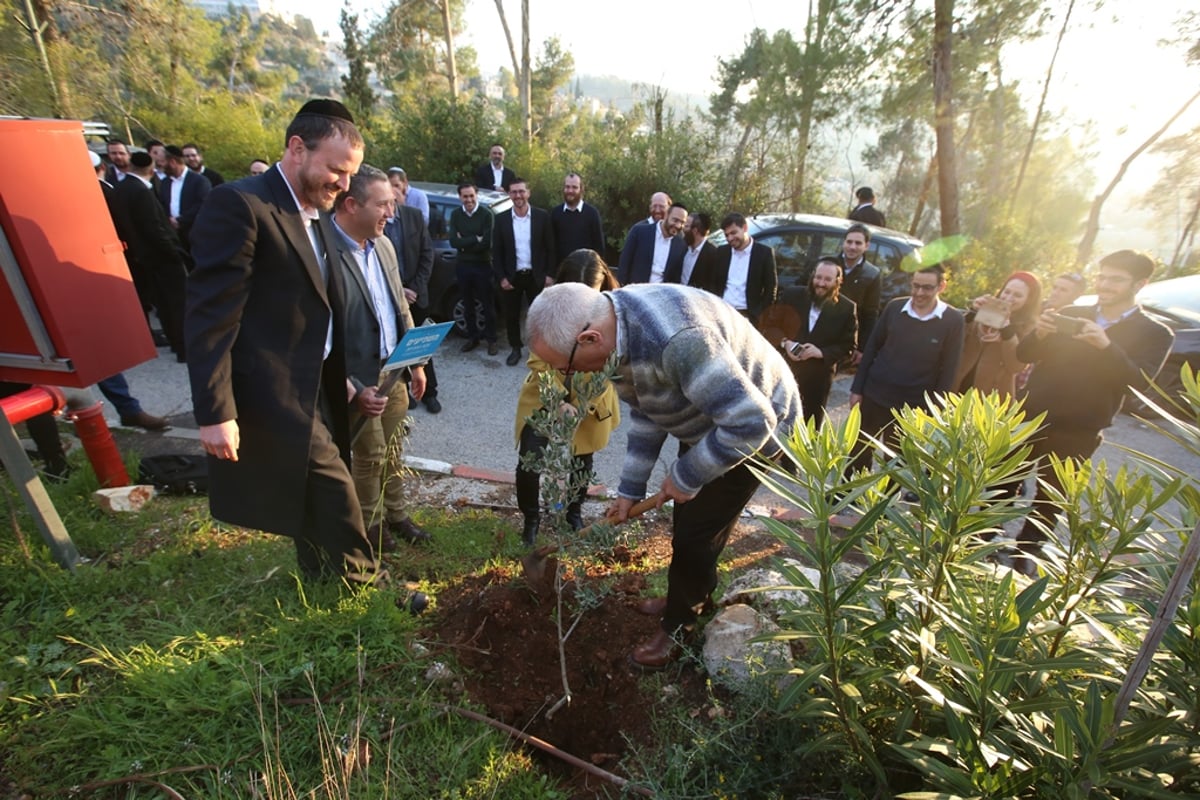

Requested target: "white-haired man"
[{"left": 526, "top": 282, "right": 801, "bottom": 669}]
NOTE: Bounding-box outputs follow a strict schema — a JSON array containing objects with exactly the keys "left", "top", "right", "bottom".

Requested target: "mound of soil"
[{"left": 430, "top": 519, "right": 789, "bottom": 797}]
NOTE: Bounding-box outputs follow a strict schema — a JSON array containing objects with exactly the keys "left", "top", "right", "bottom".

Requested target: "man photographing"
[{"left": 1014, "top": 250, "right": 1174, "bottom": 569}]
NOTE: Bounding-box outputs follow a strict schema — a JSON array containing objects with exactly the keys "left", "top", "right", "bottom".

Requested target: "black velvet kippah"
[
  {"left": 130, "top": 152, "right": 152, "bottom": 168},
  {"left": 296, "top": 99, "right": 355, "bottom": 124}
]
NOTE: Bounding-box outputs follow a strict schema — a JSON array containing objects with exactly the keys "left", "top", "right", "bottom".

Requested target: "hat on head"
[
  {"left": 296, "top": 98, "right": 355, "bottom": 124},
  {"left": 88, "top": 151, "right": 101, "bottom": 168},
  {"left": 130, "top": 151, "right": 153, "bottom": 168}
]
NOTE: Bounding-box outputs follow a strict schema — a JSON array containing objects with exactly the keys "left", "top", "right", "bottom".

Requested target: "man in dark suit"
[
  {"left": 618, "top": 202, "right": 688, "bottom": 285},
  {"left": 760, "top": 258, "right": 857, "bottom": 428},
  {"left": 699, "top": 212, "right": 778, "bottom": 326},
  {"left": 182, "top": 143, "right": 224, "bottom": 187},
  {"left": 185, "top": 98, "right": 382, "bottom": 586},
  {"left": 838, "top": 223, "right": 882, "bottom": 365},
  {"left": 332, "top": 164, "right": 431, "bottom": 550},
  {"left": 550, "top": 172, "right": 605, "bottom": 265},
  {"left": 105, "top": 139, "right": 131, "bottom": 184},
  {"left": 848, "top": 186, "right": 886, "bottom": 227},
  {"left": 112, "top": 151, "right": 190, "bottom": 361},
  {"left": 159, "top": 145, "right": 212, "bottom": 251},
  {"left": 384, "top": 177, "right": 443, "bottom": 413},
  {"left": 492, "top": 177, "right": 556, "bottom": 366},
  {"left": 473, "top": 143, "right": 515, "bottom": 192},
  {"left": 664, "top": 211, "right": 716, "bottom": 286}
]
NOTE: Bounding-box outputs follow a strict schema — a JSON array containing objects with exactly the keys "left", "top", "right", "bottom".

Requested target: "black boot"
[
  {"left": 521, "top": 515, "right": 539, "bottom": 546},
  {"left": 565, "top": 503, "right": 583, "bottom": 532}
]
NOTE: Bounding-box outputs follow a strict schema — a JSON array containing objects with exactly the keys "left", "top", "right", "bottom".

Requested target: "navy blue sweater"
[{"left": 851, "top": 298, "right": 965, "bottom": 409}]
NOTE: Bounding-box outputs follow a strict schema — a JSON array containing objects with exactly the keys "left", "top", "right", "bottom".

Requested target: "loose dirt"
[{"left": 411, "top": 474, "right": 792, "bottom": 797}]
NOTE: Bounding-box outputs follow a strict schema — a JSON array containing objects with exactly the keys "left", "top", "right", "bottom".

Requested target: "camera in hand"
[
  {"left": 974, "top": 296, "right": 1010, "bottom": 330},
  {"left": 1053, "top": 314, "right": 1085, "bottom": 336}
]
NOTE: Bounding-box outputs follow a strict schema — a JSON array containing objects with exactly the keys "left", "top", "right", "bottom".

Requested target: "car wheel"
[{"left": 452, "top": 296, "right": 487, "bottom": 338}]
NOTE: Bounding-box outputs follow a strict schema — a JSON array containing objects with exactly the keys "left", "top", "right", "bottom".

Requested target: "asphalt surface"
[{"left": 89, "top": 331, "right": 1199, "bottom": 519}]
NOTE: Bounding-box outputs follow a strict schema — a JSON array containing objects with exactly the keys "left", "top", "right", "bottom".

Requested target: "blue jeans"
[{"left": 97, "top": 373, "right": 142, "bottom": 418}]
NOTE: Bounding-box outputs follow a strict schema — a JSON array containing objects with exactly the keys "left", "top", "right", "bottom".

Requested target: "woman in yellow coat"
[{"left": 514, "top": 249, "right": 621, "bottom": 545}]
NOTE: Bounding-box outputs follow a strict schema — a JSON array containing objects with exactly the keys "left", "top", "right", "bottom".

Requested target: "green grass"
[{"left": 0, "top": 464, "right": 569, "bottom": 798}]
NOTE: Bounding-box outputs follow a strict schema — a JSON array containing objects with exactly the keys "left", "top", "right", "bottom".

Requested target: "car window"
[
  {"left": 817, "top": 234, "right": 843, "bottom": 260},
  {"left": 428, "top": 198, "right": 454, "bottom": 241},
  {"left": 870, "top": 242, "right": 902, "bottom": 273},
  {"left": 757, "top": 231, "right": 816, "bottom": 285}
]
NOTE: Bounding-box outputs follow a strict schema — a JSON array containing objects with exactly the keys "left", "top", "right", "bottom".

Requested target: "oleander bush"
[{"left": 740, "top": 379, "right": 1200, "bottom": 798}]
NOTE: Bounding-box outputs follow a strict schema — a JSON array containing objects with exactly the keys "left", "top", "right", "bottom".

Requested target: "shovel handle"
[{"left": 577, "top": 492, "right": 664, "bottom": 538}]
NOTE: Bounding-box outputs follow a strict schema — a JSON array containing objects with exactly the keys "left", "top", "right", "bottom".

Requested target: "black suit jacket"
[
  {"left": 849, "top": 204, "right": 886, "bottom": 227},
  {"left": 663, "top": 240, "right": 717, "bottom": 286},
  {"left": 384, "top": 205, "right": 435, "bottom": 309},
  {"left": 839, "top": 256, "right": 882, "bottom": 348},
  {"left": 617, "top": 220, "right": 686, "bottom": 284},
  {"left": 700, "top": 241, "right": 778, "bottom": 324},
  {"left": 492, "top": 205, "right": 556, "bottom": 286},
  {"left": 159, "top": 169, "right": 212, "bottom": 244},
  {"left": 112, "top": 175, "right": 190, "bottom": 273},
  {"left": 333, "top": 226, "right": 416, "bottom": 393},
  {"left": 762, "top": 288, "right": 858, "bottom": 371},
  {"left": 185, "top": 167, "right": 351, "bottom": 538},
  {"left": 473, "top": 162, "right": 515, "bottom": 192},
  {"left": 198, "top": 166, "right": 225, "bottom": 187}
]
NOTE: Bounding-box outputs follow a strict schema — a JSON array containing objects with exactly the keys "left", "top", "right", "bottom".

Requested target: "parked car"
[
  {"left": 707, "top": 213, "right": 925, "bottom": 311},
  {"left": 413, "top": 182, "right": 512, "bottom": 335},
  {"left": 1128, "top": 275, "right": 1200, "bottom": 412}
]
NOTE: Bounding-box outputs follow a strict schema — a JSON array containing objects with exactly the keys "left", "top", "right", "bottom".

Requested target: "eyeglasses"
[
  {"left": 562, "top": 322, "right": 591, "bottom": 379},
  {"left": 910, "top": 281, "right": 940, "bottom": 293}
]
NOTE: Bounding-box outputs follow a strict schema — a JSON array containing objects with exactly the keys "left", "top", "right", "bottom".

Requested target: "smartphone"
[
  {"left": 1053, "top": 314, "right": 1085, "bottom": 335},
  {"left": 789, "top": 341, "right": 804, "bottom": 356}
]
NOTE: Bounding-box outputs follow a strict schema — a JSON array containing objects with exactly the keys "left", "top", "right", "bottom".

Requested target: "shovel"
[{"left": 520, "top": 493, "right": 664, "bottom": 592}]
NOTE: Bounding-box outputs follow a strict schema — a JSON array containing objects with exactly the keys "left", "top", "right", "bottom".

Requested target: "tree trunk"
[
  {"left": 521, "top": 0, "right": 531, "bottom": 143},
  {"left": 1010, "top": 0, "right": 1074, "bottom": 213},
  {"left": 440, "top": 0, "right": 458, "bottom": 101},
  {"left": 910, "top": 155, "right": 938, "bottom": 237},
  {"left": 932, "top": 0, "right": 960, "bottom": 238},
  {"left": 1169, "top": 192, "right": 1200, "bottom": 273},
  {"left": 492, "top": 0, "right": 530, "bottom": 143},
  {"left": 25, "top": 0, "right": 72, "bottom": 118},
  {"left": 1077, "top": 88, "right": 1200, "bottom": 265}
]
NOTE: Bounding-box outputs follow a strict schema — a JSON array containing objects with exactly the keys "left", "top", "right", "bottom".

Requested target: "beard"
[{"left": 298, "top": 166, "right": 338, "bottom": 212}]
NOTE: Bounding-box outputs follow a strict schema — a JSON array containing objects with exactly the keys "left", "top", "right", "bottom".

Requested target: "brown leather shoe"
[
  {"left": 636, "top": 595, "right": 714, "bottom": 617},
  {"left": 367, "top": 522, "right": 400, "bottom": 554},
  {"left": 389, "top": 518, "right": 432, "bottom": 545},
  {"left": 630, "top": 629, "right": 685, "bottom": 670},
  {"left": 120, "top": 410, "right": 169, "bottom": 431},
  {"left": 637, "top": 596, "right": 667, "bottom": 616}
]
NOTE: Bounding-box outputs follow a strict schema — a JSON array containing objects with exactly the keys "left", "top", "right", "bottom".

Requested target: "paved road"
[{"left": 110, "top": 334, "right": 1199, "bottom": 515}]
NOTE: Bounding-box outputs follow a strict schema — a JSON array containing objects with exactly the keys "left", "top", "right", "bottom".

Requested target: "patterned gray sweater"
[{"left": 608, "top": 285, "right": 801, "bottom": 499}]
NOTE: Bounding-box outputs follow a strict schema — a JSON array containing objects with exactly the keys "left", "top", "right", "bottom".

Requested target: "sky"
[{"left": 283, "top": 0, "right": 1198, "bottom": 254}]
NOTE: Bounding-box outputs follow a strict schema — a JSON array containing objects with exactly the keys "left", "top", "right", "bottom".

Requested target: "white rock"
[
  {"left": 702, "top": 604, "right": 794, "bottom": 692},
  {"left": 719, "top": 559, "right": 818, "bottom": 616},
  {"left": 424, "top": 662, "right": 454, "bottom": 682},
  {"left": 92, "top": 485, "right": 155, "bottom": 513}
]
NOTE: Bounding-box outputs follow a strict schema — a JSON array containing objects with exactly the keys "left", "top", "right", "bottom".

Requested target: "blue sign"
[{"left": 382, "top": 322, "right": 454, "bottom": 372}]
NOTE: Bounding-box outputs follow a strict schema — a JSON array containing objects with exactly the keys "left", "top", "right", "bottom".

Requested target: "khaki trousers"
[{"left": 350, "top": 379, "right": 410, "bottom": 527}]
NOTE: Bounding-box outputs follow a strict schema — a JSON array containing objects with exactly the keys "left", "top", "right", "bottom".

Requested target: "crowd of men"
[{"left": 81, "top": 99, "right": 1177, "bottom": 669}]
